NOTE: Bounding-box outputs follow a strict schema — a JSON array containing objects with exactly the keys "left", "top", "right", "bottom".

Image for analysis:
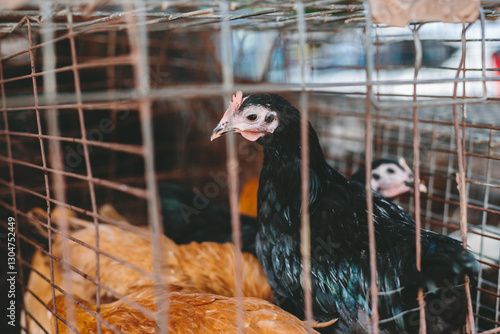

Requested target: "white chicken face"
[
  {"left": 211, "top": 91, "right": 280, "bottom": 142},
  {"left": 370, "top": 158, "right": 427, "bottom": 199},
  {"left": 370, "top": 162, "right": 413, "bottom": 199}
]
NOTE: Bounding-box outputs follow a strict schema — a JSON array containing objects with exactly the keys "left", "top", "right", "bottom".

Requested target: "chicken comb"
[
  {"left": 398, "top": 157, "right": 412, "bottom": 175},
  {"left": 398, "top": 157, "right": 428, "bottom": 193},
  {"left": 227, "top": 91, "right": 243, "bottom": 115}
]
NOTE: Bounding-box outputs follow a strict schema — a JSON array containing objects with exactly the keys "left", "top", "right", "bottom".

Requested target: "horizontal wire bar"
[
  {"left": 427, "top": 195, "right": 500, "bottom": 216},
  {"left": 1, "top": 79, "right": 499, "bottom": 111},
  {"left": 4, "top": 209, "right": 159, "bottom": 283},
  {"left": 19, "top": 261, "right": 154, "bottom": 334},
  {"left": 0, "top": 130, "right": 144, "bottom": 155},
  {"left": 0, "top": 54, "right": 134, "bottom": 85},
  {"left": 0, "top": 100, "right": 138, "bottom": 112},
  {"left": 0, "top": 213, "right": 169, "bottom": 323},
  {"left": 0, "top": 155, "right": 148, "bottom": 199},
  {"left": 0, "top": 178, "right": 151, "bottom": 236}
]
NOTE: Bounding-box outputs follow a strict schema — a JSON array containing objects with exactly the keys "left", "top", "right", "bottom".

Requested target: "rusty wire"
[
  {"left": 362, "top": 1, "right": 380, "bottom": 332},
  {"left": 219, "top": 1, "right": 245, "bottom": 333}
]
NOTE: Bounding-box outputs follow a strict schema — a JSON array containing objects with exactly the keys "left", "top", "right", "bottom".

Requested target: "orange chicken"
[
  {"left": 24, "top": 206, "right": 272, "bottom": 333},
  {"left": 166, "top": 241, "right": 273, "bottom": 302},
  {"left": 50, "top": 284, "right": 319, "bottom": 334}
]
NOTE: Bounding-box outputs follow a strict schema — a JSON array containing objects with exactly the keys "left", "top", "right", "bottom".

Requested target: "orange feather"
[
  {"left": 24, "top": 206, "right": 272, "bottom": 333},
  {"left": 239, "top": 177, "right": 259, "bottom": 218},
  {"left": 50, "top": 285, "right": 316, "bottom": 334}
]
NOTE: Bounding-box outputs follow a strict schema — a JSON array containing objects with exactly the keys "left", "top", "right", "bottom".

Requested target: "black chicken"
[
  {"left": 211, "top": 92, "right": 479, "bottom": 333},
  {"left": 159, "top": 183, "right": 258, "bottom": 255},
  {"left": 159, "top": 160, "right": 417, "bottom": 257}
]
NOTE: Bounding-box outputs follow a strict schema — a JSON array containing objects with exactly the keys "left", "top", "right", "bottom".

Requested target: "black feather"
[
  {"left": 236, "top": 93, "right": 479, "bottom": 333},
  {"left": 159, "top": 183, "right": 258, "bottom": 255}
]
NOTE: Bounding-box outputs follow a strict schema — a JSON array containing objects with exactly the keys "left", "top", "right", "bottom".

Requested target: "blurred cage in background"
[{"left": 0, "top": 0, "right": 499, "bottom": 333}]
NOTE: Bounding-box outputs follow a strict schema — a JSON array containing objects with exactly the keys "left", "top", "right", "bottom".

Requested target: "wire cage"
[{"left": 0, "top": 1, "right": 499, "bottom": 333}]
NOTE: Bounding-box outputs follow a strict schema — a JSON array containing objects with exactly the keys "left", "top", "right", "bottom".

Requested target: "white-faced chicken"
[
  {"left": 211, "top": 91, "right": 479, "bottom": 333},
  {"left": 350, "top": 157, "right": 427, "bottom": 200}
]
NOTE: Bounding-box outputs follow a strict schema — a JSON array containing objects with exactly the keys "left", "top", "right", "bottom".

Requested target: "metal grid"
[{"left": 0, "top": 1, "right": 499, "bottom": 333}]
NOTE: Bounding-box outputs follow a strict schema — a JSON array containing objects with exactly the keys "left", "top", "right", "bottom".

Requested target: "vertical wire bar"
[
  {"left": 125, "top": 2, "right": 168, "bottom": 333},
  {"left": 464, "top": 38, "right": 481, "bottom": 331},
  {"left": 381, "top": 122, "right": 390, "bottom": 157},
  {"left": 374, "top": 28, "right": 382, "bottom": 159},
  {"left": 106, "top": 30, "right": 118, "bottom": 198},
  {"left": 0, "top": 16, "right": 26, "bottom": 334},
  {"left": 220, "top": 1, "right": 243, "bottom": 332},
  {"left": 296, "top": 1, "right": 313, "bottom": 331},
  {"left": 27, "top": 19, "right": 59, "bottom": 334},
  {"left": 478, "top": 10, "right": 490, "bottom": 327},
  {"left": 442, "top": 136, "right": 455, "bottom": 235},
  {"left": 106, "top": 30, "right": 117, "bottom": 90},
  {"left": 465, "top": 136, "right": 474, "bottom": 224},
  {"left": 469, "top": 11, "right": 488, "bottom": 328},
  {"left": 476, "top": 130, "right": 493, "bottom": 316},
  {"left": 496, "top": 252, "right": 500, "bottom": 325},
  {"left": 396, "top": 118, "right": 406, "bottom": 159},
  {"left": 424, "top": 120, "right": 437, "bottom": 230},
  {"left": 40, "top": 1, "right": 75, "bottom": 329},
  {"left": 478, "top": 8, "right": 488, "bottom": 100},
  {"left": 453, "top": 22, "right": 476, "bottom": 334},
  {"left": 65, "top": 8, "right": 102, "bottom": 334},
  {"left": 362, "top": 1, "right": 379, "bottom": 331},
  {"left": 412, "top": 24, "right": 426, "bottom": 334},
  {"left": 364, "top": 84, "right": 379, "bottom": 334}
]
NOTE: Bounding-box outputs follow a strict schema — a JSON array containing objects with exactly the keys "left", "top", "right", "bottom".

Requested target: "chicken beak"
[
  {"left": 399, "top": 157, "right": 427, "bottom": 193},
  {"left": 211, "top": 123, "right": 232, "bottom": 141},
  {"left": 404, "top": 180, "right": 428, "bottom": 193},
  {"left": 210, "top": 105, "right": 235, "bottom": 141},
  {"left": 404, "top": 180, "right": 415, "bottom": 188},
  {"left": 211, "top": 91, "right": 248, "bottom": 141}
]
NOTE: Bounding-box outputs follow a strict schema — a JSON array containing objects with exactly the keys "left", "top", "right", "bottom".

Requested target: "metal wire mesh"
[{"left": 0, "top": 1, "right": 499, "bottom": 333}]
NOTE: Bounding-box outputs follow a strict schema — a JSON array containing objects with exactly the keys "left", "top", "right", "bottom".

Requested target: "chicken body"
[
  {"left": 160, "top": 183, "right": 259, "bottom": 255},
  {"left": 449, "top": 224, "right": 500, "bottom": 270},
  {"left": 211, "top": 92, "right": 479, "bottom": 333},
  {"left": 160, "top": 161, "right": 418, "bottom": 258},
  {"left": 50, "top": 285, "right": 315, "bottom": 334},
  {"left": 167, "top": 241, "right": 273, "bottom": 301},
  {"left": 25, "top": 207, "right": 271, "bottom": 333}
]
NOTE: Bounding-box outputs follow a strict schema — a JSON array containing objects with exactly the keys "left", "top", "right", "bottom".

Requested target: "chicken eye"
[
  {"left": 386, "top": 168, "right": 395, "bottom": 174},
  {"left": 247, "top": 114, "right": 257, "bottom": 121},
  {"left": 265, "top": 114, "right": 275, "bottom": 123},
  {"left": 372, "top": 173, "right": 380, "bottom": 180}
]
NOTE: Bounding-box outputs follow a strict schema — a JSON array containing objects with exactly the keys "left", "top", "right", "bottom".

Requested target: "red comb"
[{"left": 226, "top": 91, "right": 243, "bottom": 115}]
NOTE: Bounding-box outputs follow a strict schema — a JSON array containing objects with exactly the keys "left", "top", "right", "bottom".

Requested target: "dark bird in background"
[
  {"left": 350, "top": 158, "right": 427, "bottom": 200},
  {"left": 211, "top": 92, "right": 479, "bottom": 333},
  {"left": 160, "top": 161, "right": 421, "bottom": 257},
  {"left": 159, "top": 183, "right": 259, "bottom": 255},
  {"left": 159, "top": 162, "right": 408, "bottom": 257}
]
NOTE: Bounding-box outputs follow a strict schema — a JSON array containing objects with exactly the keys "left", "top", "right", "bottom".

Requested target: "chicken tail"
[
  {"left": 419, "top": 236, "right": 479, "bottom": 293},
  {"left": 416, "top": 236, "right": 479, "bottom": 332}
]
